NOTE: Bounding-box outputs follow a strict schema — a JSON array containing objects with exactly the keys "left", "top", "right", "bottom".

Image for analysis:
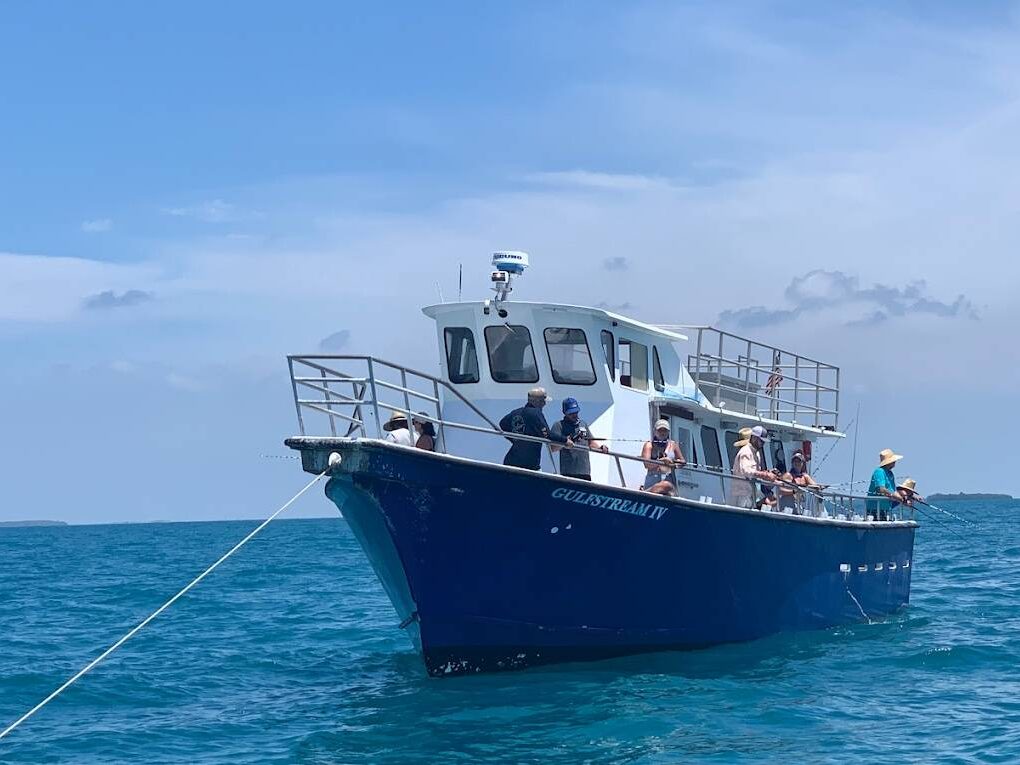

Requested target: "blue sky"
[{"left": 3, "top": 2, "right": 1019, "bottom": 522}]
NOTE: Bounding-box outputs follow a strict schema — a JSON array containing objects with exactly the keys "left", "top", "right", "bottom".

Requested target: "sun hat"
[
  {"left": 897, "top": 478, "right": 917, "bottom": 493},
  {"left": 653, "top": 419, "right": 670, "bottom": 432},
  {"left": 382, "top": 411, "right": 408, "bottom": 432},
  {"left": 562, "top": 397, "right": 580, "bottom": 414},
  {"left": 879, "top": 448, "right": 903, "bottom": 468},
  {"left": 750, "top": 425, "right": 769, "bottom": 441},
  {"left": 733, "top": 427, "right": 753, "bottom": 448}
]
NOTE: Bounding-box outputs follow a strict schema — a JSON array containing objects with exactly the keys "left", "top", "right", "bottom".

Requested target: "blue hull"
[{"left": 291, "top": 439, "right": 915, "bottom": 676}]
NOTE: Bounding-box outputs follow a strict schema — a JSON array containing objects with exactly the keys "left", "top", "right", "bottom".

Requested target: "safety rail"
[
  {"left": 288, "top": 354, "right": 501, "bottom": 453},
  {"left": 288, "top": 355, "right": 907, "bottom": 523},
  {"left": 660, "top": 325, "right": 840, "bottom": 430}
]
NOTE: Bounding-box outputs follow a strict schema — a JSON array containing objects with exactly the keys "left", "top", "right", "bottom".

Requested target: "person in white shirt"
[
  {"left": 383, "top": 411, "right": 414, "bottom": 446},
  {"left": 730, "top": 425, "right": 774, "bottom": 508}
]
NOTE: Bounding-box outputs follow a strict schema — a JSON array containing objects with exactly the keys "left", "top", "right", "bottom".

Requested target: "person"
[
  {"left": 778, "top": 450, "right": 818, "bottom": 514},
  {"left": 550, "top": 397, "right": 607, "bottom": 481},
  {"left": 895, "top": 478, "right": 923, "bottom": 512},
  {"left": 382, "top": 411, "right": 414, "bottom": 446},
  {"left": 640, "top": 419, "right": 686, "bottom": 496},
  {"left": 413, "top": 412, "right": 437, "bottom": 452},
  {"left": 867, "top": 448, "right": 905, "bottom": 521},
  {"left": 499, "top": 387, "right": 571, "bottom": 470},
  {"left": 731, "top": 425, "right": 776, "bottom": 509}
]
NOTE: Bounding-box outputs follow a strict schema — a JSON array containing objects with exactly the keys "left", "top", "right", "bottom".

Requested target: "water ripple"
[{"left": 2, "top": 502, "right": 1019, "bottom": 763}]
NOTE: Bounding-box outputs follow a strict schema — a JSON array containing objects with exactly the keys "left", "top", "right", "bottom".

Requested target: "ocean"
[{"left": 1, "top": 500, "right": 1018, "bottom": 764}]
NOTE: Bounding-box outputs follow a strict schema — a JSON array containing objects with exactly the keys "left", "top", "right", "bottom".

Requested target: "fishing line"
[
  {"left": 0, "top": 468, "right": 329, "bottom": 744},
  {"left": 911, "top": 503, "right": 969, "bottom": 542},
  {"left": 915, "top": 498, "right": 973, "bottom": 527}
]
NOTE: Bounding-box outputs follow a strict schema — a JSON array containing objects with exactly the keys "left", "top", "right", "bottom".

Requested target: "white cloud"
[
  {"left": 81, "top": 218, "right": 113, "bottom": 233},
  {"left": 0, "top": 252, "right": 162, "bottom": 322},
  {"left": 523, "top": 170, "right": 675, "bottom": 192},
  {"left": 162, "top": 199, "right": 241, "bottom": 223}
]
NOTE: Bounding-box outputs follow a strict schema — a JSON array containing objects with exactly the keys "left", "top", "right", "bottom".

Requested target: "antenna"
[
  {"left": 458, "top": 264, "right": 463, "bottom": 302},
  {"left": 849, "top": 401, "right": 862, "bottom": 493},
  {"left": 434, "top": 281, "right": 444, "bottom": 303}
]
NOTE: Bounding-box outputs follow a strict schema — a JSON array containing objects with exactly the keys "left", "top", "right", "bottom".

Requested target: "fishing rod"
[
  {"left": 812, "top": 413, "right": 858, "bottom": 473},
  {"left": 912, "top": 497, "right": 974, "bottom": 527},
  {"left": 910, "top": 502, "right": 969, "bottom": 542}
]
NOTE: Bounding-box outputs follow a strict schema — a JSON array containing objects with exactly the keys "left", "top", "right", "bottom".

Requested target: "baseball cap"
[
  {"left": 654, "top": 419, "right": 670, "bottom": 431},
  {"left": 750, "top": 425, "right": 769, "bottom": 440},
  {"left": 562, "top": 397, "right": 580, "bottom": 414}
]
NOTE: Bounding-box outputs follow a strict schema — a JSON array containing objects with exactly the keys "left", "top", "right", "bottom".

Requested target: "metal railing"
[
  {"left": 660, "top": 325, "right": 840, "bottom": 430},
  {"left": 288, "top": 355, "right": 908, "bottom": 523}
]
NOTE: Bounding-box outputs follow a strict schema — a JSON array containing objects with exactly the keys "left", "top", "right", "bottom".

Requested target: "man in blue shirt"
[
  {"left": 867, "top": 448, "right": 904, "bottom": 521},
  {"left": 499, "top": 387, "right": 572, "bottom": 470},
  {"left": 550, "top": 397, "right": 608, "bottom": 480}
]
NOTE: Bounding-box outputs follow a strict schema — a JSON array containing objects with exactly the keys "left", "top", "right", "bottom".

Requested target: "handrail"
[
  {"left": 288, "top": 354, "right": 500, "bottom": 433},
  {"left": 662, "top": 324, "right": 839, "bottom": 369},
  {"left": 287, "top": 354, "right": 901, "bottom": 522},
  {"left": 676, "top": 326, "right": 840, "bottom": 429}
]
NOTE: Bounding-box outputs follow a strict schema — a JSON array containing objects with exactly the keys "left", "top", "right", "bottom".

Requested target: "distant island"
[
  {"left": 927, "top": 493, "right": 1014, "bottom": 502},
  {"left": 0, "top": 520, "right": 68, "bottom": 528}
]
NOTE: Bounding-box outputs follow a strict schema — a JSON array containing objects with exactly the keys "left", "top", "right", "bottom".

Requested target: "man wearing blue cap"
[{"left": 550, "top": 397, "right": 607, "bottom": 481}]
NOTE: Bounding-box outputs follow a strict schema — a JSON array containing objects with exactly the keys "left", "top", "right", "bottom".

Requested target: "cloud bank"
[
  {"left": 83, "top": 289, "right": 155, "bottom": 310},
  {"left": 718, "top": 270, "right": 979, "bottom": 329}
]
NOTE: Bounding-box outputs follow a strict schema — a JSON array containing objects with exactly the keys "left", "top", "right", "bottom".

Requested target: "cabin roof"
[{"left": 421, "top": 301, "right": 689, "bottom": 342}]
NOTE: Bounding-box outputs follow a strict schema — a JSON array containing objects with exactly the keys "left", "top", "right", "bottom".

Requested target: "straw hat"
[
  {"left": 733, "top": 427, "right": 753, "bottom": 448},
  {"left": 897, "top": 478, "right": 917, "bottom": 494},
  {"left": 878, "top": 448, "right": 903, "bottom": 468},
  {"left": 382, "top": 411, "right": 409, "bottom": 432}
]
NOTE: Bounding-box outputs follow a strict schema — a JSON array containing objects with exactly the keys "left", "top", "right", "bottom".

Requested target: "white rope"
[{"left": 0, "top": 470, "right": 328, "bottom": 743}]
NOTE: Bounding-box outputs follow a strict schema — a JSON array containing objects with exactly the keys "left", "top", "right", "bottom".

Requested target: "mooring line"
[
  {"left": 0, "top": 469, "right": 328, "bottom": 743},
  {"left": 845, "top": 586, "right": 872, "bottom": 625}
]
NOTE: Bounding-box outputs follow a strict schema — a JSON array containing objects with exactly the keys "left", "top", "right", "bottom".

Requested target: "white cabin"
[{"left": 423, "top": 273, "right": 842, "bottom": 495}]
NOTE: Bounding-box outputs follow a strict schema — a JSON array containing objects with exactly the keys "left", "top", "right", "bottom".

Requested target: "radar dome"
[{"left": 491, "top": 251, "right": 530, "bottom": 275}]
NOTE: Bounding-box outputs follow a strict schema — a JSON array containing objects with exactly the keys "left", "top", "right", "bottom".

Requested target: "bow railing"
[{"left": 287, "top": 355, "right": 910, "bottom": 523}]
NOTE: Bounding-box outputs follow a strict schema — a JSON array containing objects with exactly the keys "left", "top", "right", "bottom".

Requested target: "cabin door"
[{"left": 694, "top": 424, "right": 728, "bottom": 502}]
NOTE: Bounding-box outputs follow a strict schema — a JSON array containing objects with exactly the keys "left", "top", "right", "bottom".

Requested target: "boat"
[{"left": 284, "top": 252, "right": 916, "bottom": 676}]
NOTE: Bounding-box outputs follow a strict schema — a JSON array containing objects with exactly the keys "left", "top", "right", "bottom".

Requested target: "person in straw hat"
[
  {"left": 730, "top": 426, "right": 775, "bottom": 509},
  {"left": 895, "top": 478, "right": 923, "bottom": 509},
  {"left": 383, "top": 411, "right": 414, "bottom": 447},
  {"left": 867, "top": 448, "right": 906, "bottom": 521}
]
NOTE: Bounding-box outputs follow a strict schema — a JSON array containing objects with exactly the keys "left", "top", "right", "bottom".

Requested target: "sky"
[{"left": 2, "top": 1, "right": 1019, "bottom": 523}]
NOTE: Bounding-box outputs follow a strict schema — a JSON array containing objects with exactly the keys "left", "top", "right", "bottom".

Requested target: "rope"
[{"left": 0, "top": 470, "right": 328, "bottom": 743}]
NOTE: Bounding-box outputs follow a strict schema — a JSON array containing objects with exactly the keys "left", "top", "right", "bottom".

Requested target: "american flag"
[{"left": 765, "top": 351, "right": 783, "bottom": 396}]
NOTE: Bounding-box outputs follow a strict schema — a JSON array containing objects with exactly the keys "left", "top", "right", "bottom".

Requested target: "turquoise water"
[{"left": 1, "top": 501, "right": 1018, "bottom": 763}]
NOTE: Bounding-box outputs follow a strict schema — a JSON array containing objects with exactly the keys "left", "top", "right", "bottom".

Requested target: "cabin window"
[
  {"left": 484, "top": 325, "right": 539, "bottom": 383},
  {"left": 674, "top": 426, "right": 693, "bottom": 464},
  {"left": 601, "top": 330, "right": 616, "bottom": 382},
  {"left": 652, "top": 346, "right": 665, "bottom": 392},
  {"left": 443, "top": 327, "right": 480, "bottom": 384},
  {"left": 725, "top": 430, "right": 741, "bottom": 468},
  {"left": 700, "top": 426, "right": 723, "bottom": 471},
  {"left": 771, "top": 440, "right": 787, "bottom": 473},
  {"left": 544, "top": 328, "right": 597, "bottom": 385},
  {"left": 619, "top": 339, "right": 648, "bottom": 390}
]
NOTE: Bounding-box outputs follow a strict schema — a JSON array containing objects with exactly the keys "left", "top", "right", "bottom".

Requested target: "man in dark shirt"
[
  {"left": 499, "top": 387, "right": 571, "bottom": 470},
  {"left": 550, "top": 397, "right": 608, "bottom": 480}
]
